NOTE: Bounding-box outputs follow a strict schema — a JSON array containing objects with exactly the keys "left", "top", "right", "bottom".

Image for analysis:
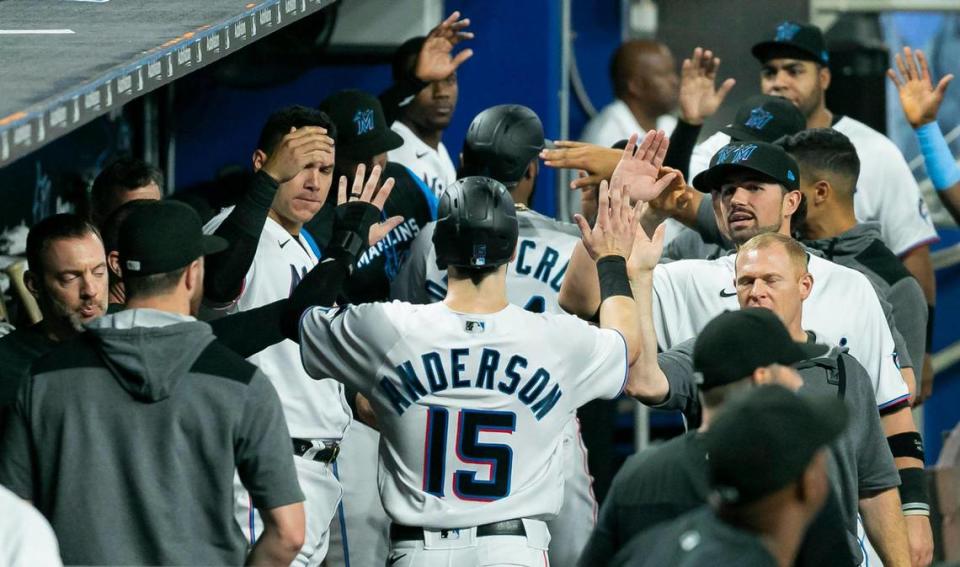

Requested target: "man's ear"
[
  {"left": 819, "top": 65, "right": 831, "bottom": 91},
  {"left": 23, "top": 269, "right": 41, "bottom": 300},
  {"left": 813, "top": 180, "right": 831, "bottom": 205},
  {"left": 782, "top": 190, "right": 802, "bottom": 217},
  {"left": 107, "top": 251, "right": 122, "bottom": 278},
  {"left": 183, "top": 258, "right": 202, "bottom": 292},
  {"left": 525, "top": 159, "right": 539, "bottom": 180},
  {"left": 252, "top": 149, "right": 268, "bottom": 172}
]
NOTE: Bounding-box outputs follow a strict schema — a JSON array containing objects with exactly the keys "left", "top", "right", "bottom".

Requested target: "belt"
[
  {"left": 291, "top": 438, "right": 340, "bottom": 463},
  {"left": 390, "top": 519, "right": 526, "bottom": 541}
]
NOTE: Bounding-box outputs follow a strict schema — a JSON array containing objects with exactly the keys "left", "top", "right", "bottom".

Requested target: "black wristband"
[
  {"left": 926, "top": 305, "right": 935, "bottom": 353},
  {"left": 898, "top": 467, "right": 930, "bottom": 516},
  {"left": 333, "top": 201, "right": 380, "bottom": 241},
  {"left": 597, "top": 255, "right": 632, "bottom": 301},
  {"left": 888, "top": 431, "right": 925, "bottom": 461}
]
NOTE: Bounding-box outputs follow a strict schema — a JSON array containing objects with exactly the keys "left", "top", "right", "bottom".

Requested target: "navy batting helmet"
[
  {"left": 433, "top": 176, "right": 519, "bottom": 269},
  {"left": 460, "top": 105, "right": 545, "bottom": 186}
]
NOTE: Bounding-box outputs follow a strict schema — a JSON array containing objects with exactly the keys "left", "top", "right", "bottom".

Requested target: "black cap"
[
  {"left": 119, "top": 201, "right": 228, "bottom": 276},
  {"left": 319, "top": 89, "right": 404, "bottom": 161},
  {"left": 460, "top": 105, "right": 545, "bottom": 186},
  {"left": 706, "top": 385, "right": 849, "bottom": 504},
  {"left": 721, "top": 95, "right": 806, "bottom": 143},
  {"left": 691, "top": 141, "right": 800, "bottom": 194},
  {"left": 693, "top": 308, "right": 828, "bottom": 390},
  {"left": 752, "top": 21, "right": 829, "bottom": 66}
]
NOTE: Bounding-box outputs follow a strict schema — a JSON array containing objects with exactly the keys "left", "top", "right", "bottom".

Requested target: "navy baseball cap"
[
  {"left": 319, "top": 89, "right": 403, "bottom": 161},
  {"left": 691, "top": 141, "right": 801, "bottom": 194},
  {"left": 706, "top": 385, "right": 848, "bottom": 505},
  {"left": 693, "top": 308, "right": 828, "bottom": 391},
  {"left": 721, "top": 95, "right": 806, "bottom": 144},
  {"left": 119, "top": 201, "right": 228, "bottom": 276},
  {"left": 752, "top": 21, "right": 829, "bottom": 66}
]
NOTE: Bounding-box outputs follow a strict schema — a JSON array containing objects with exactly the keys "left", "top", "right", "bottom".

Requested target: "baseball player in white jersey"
[
  {"left": 298, "top": 173, "right": 667, "bottom": 566},
  {"left": 389, "top": 121, "right": 457, "bottom": 198},
  {"left": 201, "top": 106, "right": 401, "bottom": 566},
  {"left": 687, "top": 21, "right": 937, "bottom": 266},
  {"left": 392, "top": 105, "right": 599, "bottom": 567},
  {"left": 561, "top": 138, "right": 933, "bottom": 563}
]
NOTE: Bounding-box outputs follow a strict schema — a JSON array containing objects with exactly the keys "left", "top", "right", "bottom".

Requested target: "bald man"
[{"left": 581, "top": 40, "right": 679, "bottom": 147}]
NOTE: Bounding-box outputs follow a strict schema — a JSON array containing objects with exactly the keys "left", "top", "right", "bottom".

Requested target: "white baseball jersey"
[
  {"left": 689, "top": 115, "right": 938, "bottom": 256},
  {"left": 299, "top": 301, "right": 627, "bottom": 528},
  {"left": 391, "top": 208, "right": 580, "bottom": 312},
  {"left": 651, "top": 252, "right": 910, "bottom": 410},
  {"left": 0, "top": 485, "right": 62, "bottom": 567},
  {"left": 388, "top": 122, "right": 457, "bottom": 198},
  {"left": 580, "top": 99, "right": 677, "bottom": 148},
  {"left": 203, "top": 208, "right": 351, "bottom": 439}
]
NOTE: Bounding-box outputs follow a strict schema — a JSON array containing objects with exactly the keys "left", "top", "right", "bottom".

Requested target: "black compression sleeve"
[
  {"left": 663, "top": 119, "right": 702, "bottom": 179},
  {"left": 204, "top": 170, "right": 280, "bottom": 304},
  {"left": 379, "top": 76, "right": 429, "bottom": 127},
  {"left": 281, "top": 254, "right": 353, "bottom": 343},
  {"left": 926, "top": 305, "right": 935, "bottom": 353},
  {"left": 209, "top": 300, "right": 287, "bottom": 358}
]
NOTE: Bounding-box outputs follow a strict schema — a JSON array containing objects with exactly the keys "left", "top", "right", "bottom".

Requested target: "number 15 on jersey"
[{"left": 423, "top": 407, "right": 516, "bottom": 501}]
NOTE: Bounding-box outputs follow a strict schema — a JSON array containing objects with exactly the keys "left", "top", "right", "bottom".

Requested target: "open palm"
[
  {"left": 610, "top": 131, "right": 677, "bottom": 203},
  {"left": 887, "top": 46, "right": 953, "bottom": 128}
]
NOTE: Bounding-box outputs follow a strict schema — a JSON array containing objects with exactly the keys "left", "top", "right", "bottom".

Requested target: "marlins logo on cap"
[
  {"left": 775, "top": 21, "right": 802, "bottom": 41},
  {"left": 353, "top": 109, "right": 375, "bottom": 135},
  {"left": 715, "top": 144, "right": 759, "bottom": 165},
  {"left": 744, "top": 107, "right": 774, "bottom": 131}
]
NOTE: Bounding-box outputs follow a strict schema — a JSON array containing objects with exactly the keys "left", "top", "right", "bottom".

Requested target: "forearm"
[
  {"left": 883, "top": 407, "right": 924, "bottom": 470},
  {"left": 379, "top": 76, "right": 428, "bottom": 127},
  {"left": 246, "top": 529, "right": 301, "bottom": 566},
  {"left": 624, "top": 271, "right": 669, "bottom": 402},
  {"left": 280, "top": 254, "right": 352, "bottom": 342},
  {"left": 901, "top": 246, "right": 936, "bottom": 306},
  {"left": 558, "top": 242, "right": 602, "bottom": 318},
  {"left": 663, "top": 120, "right": 702, "bottom": 179},
  {"left": 860, "top": 488, "right": 911, "bottom": 567},
  {"left": 914, "top": 121, "right": 960, "bottom": 224},
  {"left": 205, "top": 171, "right": 280, "bottom": 303},
  {"left": 597, "top": 258, "right": 641, "bottom": 365}
]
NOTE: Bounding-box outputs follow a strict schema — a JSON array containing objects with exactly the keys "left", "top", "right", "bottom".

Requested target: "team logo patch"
[
  {"left": 744, "top": 107, "right": 774, "bottom": 130},
  {"left": 787, "top": 170, "right": 796, "bottom": 181},
  {"left": 125, "top": 260, "right": 141, "bottom": 271},
  {"left": 465, "top": 320, "right": 486, "bottom": 333},
  {"left": 775, "top": 22, "right": 801, "bottom": 41},
  {"left": 715, "top": 144, "right": 758, "bottom": 165},
  {"left": 353, "top": 109, "right": 375, "bottom": 135},
  {"left": 472, "top": 244, "right": 487, "bottom": 266}
]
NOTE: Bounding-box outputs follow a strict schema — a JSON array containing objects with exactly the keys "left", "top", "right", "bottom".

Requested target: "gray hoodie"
[{"left": 0, "top": 308, "right": 303, "bottom": 566}]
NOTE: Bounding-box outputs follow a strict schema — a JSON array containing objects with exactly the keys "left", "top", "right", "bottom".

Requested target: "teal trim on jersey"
[
  {"left": 300, "top": 228, "right": 322, "bottom": 259},
  {"left": 403, "top": 164, "right": 439, "bottom": 220}
]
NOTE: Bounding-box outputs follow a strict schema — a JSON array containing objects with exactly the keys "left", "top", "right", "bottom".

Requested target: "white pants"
[
  {"left": 326, "top": 421, "right": 390, "bottom": 567},
  {"left": 546, "top": 419, "right": 597, "bottom": 567},
  {"left": 234, "top": 454, "right": 343, "bottom": 566},
  {"left": 386, "top": 519, "right": 551, "bottom": 567}
]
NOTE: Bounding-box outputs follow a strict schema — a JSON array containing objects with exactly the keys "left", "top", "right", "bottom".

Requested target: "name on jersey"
[
  {"left": 356, "top": 218, "right": 422, "bottom": 269},
  {"left": 378, "top": 348, "right": 562, "bottom": 420}
]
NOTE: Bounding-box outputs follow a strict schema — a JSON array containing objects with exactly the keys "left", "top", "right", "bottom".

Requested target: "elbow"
[{"left": 277, "top": 522, "right": 306, "bottom": 560}]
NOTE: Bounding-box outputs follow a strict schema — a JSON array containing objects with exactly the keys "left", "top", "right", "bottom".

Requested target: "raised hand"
[
  {"left": 336, "top": 164, "right": 403, "bottom": 246},
  {"left": 415, "top": 11, "right": 474, "bottom": 83},
  {"left": 627, "top": 215, "right": 666, "bottom": 276},
  {"left": 610, "top": 131, "right": 678, "bottom": 203},
  {"left": 261, "top": 127, "right": 334, "bottom": 184},
  {"left": 679, "top": 47, "right": 736, "bottom": 125},
  {"left": 887, "top": 46, "right": 953, "bottom": 129},
  {"left": 574, "top": 179, "right": 643, "bottom": 261},
  {"left": 540, "top": 140, "right": 622, "bottom": 191}
]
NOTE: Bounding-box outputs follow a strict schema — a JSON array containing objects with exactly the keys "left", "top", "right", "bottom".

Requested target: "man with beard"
[
  {"left": 0, "top": 201, "right": 307, "bottom": 565},
  {"left": 0, "top": 214, "right": 108, "bottom": 421},
  {"left": 581, "top": 40, "right": 681, "bottom": 147}
]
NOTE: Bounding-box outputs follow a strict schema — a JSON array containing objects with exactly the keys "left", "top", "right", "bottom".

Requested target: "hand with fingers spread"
[
  {"left": 574, "top": 180, "right": 643, "bottom": 262},
  {"left": 261, "top": 127, "right": 335, "bottom": 184},
  {"left": 679, "top": 47, "right": 736, "bottom": 126},
  {"left": 887, "top": 46, "right": 954, "bottom": 129},
  {"left": 610, "top": 131, "right": 679, "bottom": 203},
  {"left": 540, "top": 141, "right": 622, "bottom": 191},
  {"left": 335, "top": 164, "right": 403, "bottom": 247},
  {"left": 415, "top": 11, "right": 475, "bottom": 83},
  {"left": 627, "top": 218, "right": 666, "bottom": 278}
]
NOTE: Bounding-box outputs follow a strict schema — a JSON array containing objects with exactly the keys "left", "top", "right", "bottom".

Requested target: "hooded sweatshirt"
[
  {"left": 0, "top": 308, "right": 303, "bottom": 566},
  {"left": 805, "top": 223, "right": 928, "bottom": 373}
]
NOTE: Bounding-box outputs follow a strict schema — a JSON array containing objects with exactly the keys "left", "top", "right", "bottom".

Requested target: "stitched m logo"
[
  {"left": 775, "top": 22, "right": 801, "bottom": 41},
  {"left": 353, "top": 109, "right": 375, "bottom": 135},
  {"left": 744, "top": 107, "right": 774, "bottom": 130},
  {"left": 716, "top": 144, "right": 759, "bottom": 165}
]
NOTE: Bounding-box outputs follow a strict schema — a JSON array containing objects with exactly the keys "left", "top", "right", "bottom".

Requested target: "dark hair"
[
  {"left": 777, "top": 129, "right": 860, "bottom": 199},
  {"left": 124, "top": 267, "right": 187, "bottom": 300},
  {"left": 90, "top": 157, "right": 163, "bottom": 223},
  {"left": 392, "top": 36, "right": 425, "bottom": 82},
  {"left": 26, "top": 214, "right": 102, "bottom": 275},
  {"left": 100, "top": 200, "right": 155, "bottom": 288},
  {"left": 257, "top": 105, "right": 336, "bottom": 155}
]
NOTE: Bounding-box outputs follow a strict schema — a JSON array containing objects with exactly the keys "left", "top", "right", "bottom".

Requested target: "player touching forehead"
[{"left": 252, "top": 106, "right": 337, "bottom": 234}]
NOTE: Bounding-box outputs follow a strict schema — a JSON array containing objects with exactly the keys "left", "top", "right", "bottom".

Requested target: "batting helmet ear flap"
[{"left": 433, "top": 176, "right": 519, "bottom": 269}]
